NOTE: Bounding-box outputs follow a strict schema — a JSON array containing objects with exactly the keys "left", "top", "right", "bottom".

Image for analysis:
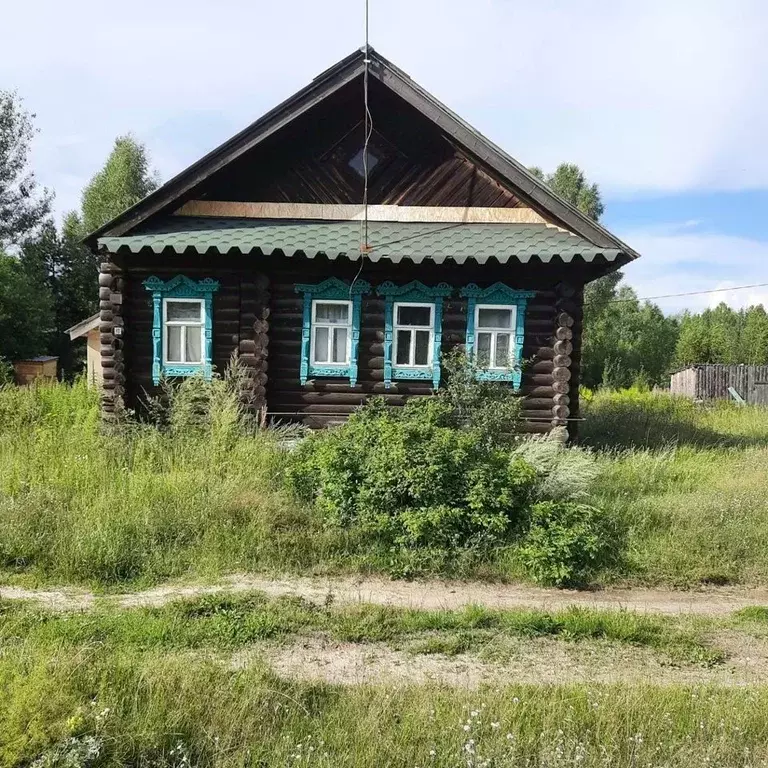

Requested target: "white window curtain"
[
  {"left": 475, "top": 305, "right": 516, "bottom": 369},
  {"left": 312, "top": 301, "right": 352, "bottom": 365},
  {"left": 164, "top": 300, "right": 204, "bottom": 364}
]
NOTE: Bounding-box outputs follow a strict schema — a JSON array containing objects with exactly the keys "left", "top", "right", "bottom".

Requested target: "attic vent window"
[{"left": 348, "top": 147, "right": 380, "bottom": 177}]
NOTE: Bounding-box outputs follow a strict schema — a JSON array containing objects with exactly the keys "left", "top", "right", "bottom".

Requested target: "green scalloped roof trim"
[{"left": 99, "top": 218, "right": 623, "bottom": 264}]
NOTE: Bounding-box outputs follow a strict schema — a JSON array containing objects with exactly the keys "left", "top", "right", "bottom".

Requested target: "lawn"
[
  {"left": 583, "top": 389, "right": 768, "bottom": 586},
  {"left": 0, "top": 592, "right": 726, "bottom": 667},
  {"left": 4, "top": 594, "right": 768, "bottom": 767},
  {"left": 4, "top": 639, "right": 768, "bottom": 767}
]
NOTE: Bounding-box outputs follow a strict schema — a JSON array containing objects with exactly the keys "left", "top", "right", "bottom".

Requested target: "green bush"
[
  {"left": 0, "top": 359, "right": 13, "bottom": 387},
  {"left": 518, "top": 501, "right": 620, "bottom": 587},
  {"left": 287, "top": 360, "right": 621, "bottom": 580},
  {"left": 288, "top": 397, "right": 537, "bottom": 563}
]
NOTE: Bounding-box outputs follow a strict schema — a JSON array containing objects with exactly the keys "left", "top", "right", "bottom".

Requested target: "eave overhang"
[{"left": 98, "top": 218, "right": 625, "bottom": 265}]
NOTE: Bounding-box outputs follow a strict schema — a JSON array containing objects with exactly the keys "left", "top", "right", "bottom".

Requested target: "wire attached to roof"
[
  {"left": 361, "top": 0, "right": 373, "bottom": 253},
  {"left": 351, "top": 0, "right": 373, "bottom": 299}
]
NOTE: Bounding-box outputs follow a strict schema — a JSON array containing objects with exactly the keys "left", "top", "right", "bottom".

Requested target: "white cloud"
[
  {"left": 620, "top": 225, "right": 768, "bottom": 313},
  {"left": 3, "top": 0, "right": 768, "bottom": 218}
]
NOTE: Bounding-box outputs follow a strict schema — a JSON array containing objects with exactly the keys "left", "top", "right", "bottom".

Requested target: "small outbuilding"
[
  {"left": 66, "top": 314, "right": 102, "bottom": 386},
  {"left": 13, "top": 356, "right": 58, "bottom": 386}
]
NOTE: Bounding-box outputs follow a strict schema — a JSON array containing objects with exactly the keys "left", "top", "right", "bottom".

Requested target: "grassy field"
[
  {"left": 8, "top": 644, "right": 768, "bottom": 767},
  {"left": 0, "top": 592, "right": 727, "bottom": 667},
  {"left": 0, "top": 382, "right": 344, "bottom": 586},
  {"left": 1, "top": 382, "right": 768, "bottom": 588},
  {"left": 3, "top": 384, "right": 768, "bottom": 765},
  {"left": 583, "top": 389, "right": 768, "bottom": 586},
  {"left": 3, "top": 594, "right": 768, "bottom": 767}
]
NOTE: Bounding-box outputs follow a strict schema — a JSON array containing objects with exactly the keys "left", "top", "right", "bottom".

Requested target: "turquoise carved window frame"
[
  {"left": 376, "top": 280, "right": 452, "bottom": 390},
  {"left": 460, "top": 283, "right": 535, "bottom": 389},
  {"left": 295, "top": 277, "right": 371, "bottom": 386},
  {"left": 143, "top": 275, "right": 220, "bottom": 385}
]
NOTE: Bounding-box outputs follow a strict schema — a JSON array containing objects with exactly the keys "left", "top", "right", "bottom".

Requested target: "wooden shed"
[
  {"left": 13, "top": 356, "right": 58, "bottom": 386},
  {"left": 66, "top": 314, "right": 102, "bottom": 386},
  {"left": 84, "top": 47, "right": 640, "bottom": 437},
  {"left": 671, "top": 364, "right": 768, "bottom": 405}
]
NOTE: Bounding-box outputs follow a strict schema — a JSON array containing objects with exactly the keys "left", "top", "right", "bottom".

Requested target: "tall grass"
[
  {"left": 580, "top": 388, "right": 768, "bottom": 450},
  {"left": 583, "top": 388, "right": 768, "bottom": 586},
  {"left": 0, "top": 381, "right": 348, "bottom": 587},
  {"left": 3, "top": 381, "right": 768, "bottom": 589}
]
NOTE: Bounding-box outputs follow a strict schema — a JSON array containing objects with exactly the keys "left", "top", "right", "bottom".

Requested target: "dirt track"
[{"left": 2, "top": 574, "right": 768, "bottom": 615}]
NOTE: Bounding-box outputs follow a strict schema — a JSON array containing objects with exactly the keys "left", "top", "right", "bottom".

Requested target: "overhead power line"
[{"left": 605, "top": 282, "right": 768, "bottom": 305}]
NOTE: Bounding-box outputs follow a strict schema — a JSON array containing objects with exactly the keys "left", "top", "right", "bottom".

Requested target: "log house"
[{"left": 86, "top": 48, "right": 640, "bottom": 437}]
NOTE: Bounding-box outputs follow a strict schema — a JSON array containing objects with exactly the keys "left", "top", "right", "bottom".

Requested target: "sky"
[{"left": 3, "top": 0, "right": 768, "bottom": 313}]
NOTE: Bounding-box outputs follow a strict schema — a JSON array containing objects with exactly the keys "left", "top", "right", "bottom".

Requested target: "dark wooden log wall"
[
  {"left": 114, "top": 251, "right": 587, "bottom": 434},
  {"left": 264, "top": 256, "right": 585, "bottom": 432},
  {"left": 237, "top": 275, "right": 270, "bottom": 417},
  {"left": 119, "top": 254, "right": 269, "bottom": 414},
  {"left": 566, "top": 286, "right": 584, "bottom": 440}
]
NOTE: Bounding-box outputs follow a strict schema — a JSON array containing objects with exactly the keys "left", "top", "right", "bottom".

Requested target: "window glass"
[
  {"left": 478, "top": 307, "right": 513, "bottom": 329},
  {"left": 167, "top": 301, "right": 202, "bottom": 322},
  {"left": 477, "top": 332, "right": 492, "bottom": 366},
  {"left": 332, "top": 327, "right": 348, "bottom": 363},
  {"left": 315, "top": 302, "right": 349, "bottom": 324},
  {"left": 167, "top": 325, "right": 183, "bottom": 362},
  {"left": 396, "top": 330, "right": 411, "bottom": 364},
  {"left": 495, "top": 333, "right": 511, "bottom": 366},
  {"left": 311, "top": 301, "right": 351, "bottom": 366},
  {"left": 186, "top": 328, "right": 202, "bottom": 363},
  {"left": 414, "top": 330, "right": 431, "bottom": 366},
  {"left": 397, "top": 305, "right": 431, "bottom": 326},
  {"left": 348, "top": 147, "right": 380, "bottom": 177},
  {"left": 314, "top": 327, "right": 329, "bottom": 363}
]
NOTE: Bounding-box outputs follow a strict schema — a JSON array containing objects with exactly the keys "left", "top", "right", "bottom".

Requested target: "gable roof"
[{"left": 85, "top": 47, "right": 638, "bottom": 261}]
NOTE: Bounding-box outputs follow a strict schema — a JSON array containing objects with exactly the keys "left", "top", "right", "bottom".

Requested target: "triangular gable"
[{"left": 86, "top": 47, "right": 638, "bottom": 261}]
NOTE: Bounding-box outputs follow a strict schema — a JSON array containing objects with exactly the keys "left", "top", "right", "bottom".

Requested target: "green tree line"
[
  {"left": 532, "top": 164, "right": 768, "bottom": 388},
  {"left": 0, "top": 90, "right": 158, "bottom": 374},
  {"left": 0, "top": 91, "right": 765, "bottom": 387}
]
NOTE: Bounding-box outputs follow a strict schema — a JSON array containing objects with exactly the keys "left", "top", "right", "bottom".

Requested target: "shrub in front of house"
[
  {"left": 287, "top": 397, "right": 537, "bottom": 557},
  {"left": 287, "top": 361, "right": 623, "bottom": 584},
  {"left": 517, "top": 500, "right": 621, "bottom": 587}
]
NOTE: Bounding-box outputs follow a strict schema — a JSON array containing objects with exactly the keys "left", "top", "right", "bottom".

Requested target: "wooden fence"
[{"left": 670, "top": 365, "right": 768, "bottom": 405}]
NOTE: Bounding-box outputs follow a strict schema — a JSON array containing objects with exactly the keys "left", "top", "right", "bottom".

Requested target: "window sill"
[
  {"left": 475, "top": 368, "right": 522, "bottom": 388},
  {"left": 308, "top": 364, "right": 353, "bottom": 379},
  {"left": 154, "top": 363, "right": 212, "bottom": 384},
  {"left": 392, "top": 366, "right": 434, "bottom": 380}
]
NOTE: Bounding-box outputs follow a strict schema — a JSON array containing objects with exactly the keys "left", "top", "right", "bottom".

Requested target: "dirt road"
[{"left": 2, "top": 574, "right": 767, "bottom": 615}]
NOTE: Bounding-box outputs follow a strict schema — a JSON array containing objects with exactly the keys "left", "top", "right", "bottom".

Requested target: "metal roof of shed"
[
  {"left": 98, "top": 218, "right": 623, "bottom": 264},
  {"left": 66, "top": 314, "right": 100, "bottom": 340}
]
